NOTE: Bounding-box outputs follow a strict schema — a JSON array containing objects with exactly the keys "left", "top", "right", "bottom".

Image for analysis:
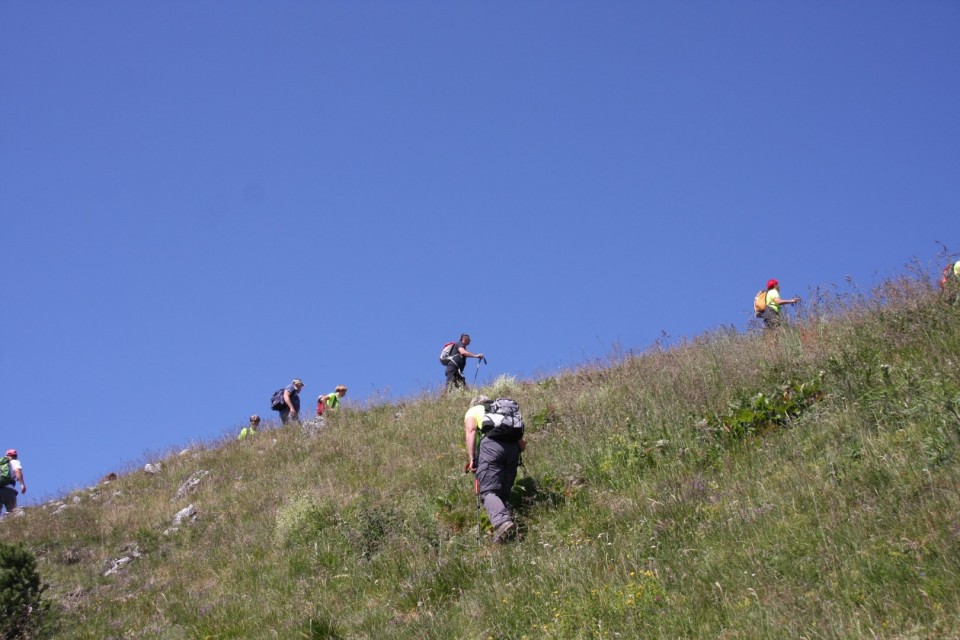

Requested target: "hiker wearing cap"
[
  {"left": 238, "top": 415, "right": 261, "bottom": 440},
  {"left": 445, "top": 334, "right": 485, "bottom": 392},
  {"left": 464, "top": 395, "right": 526, "bottom": 543},
  {"left": 0, "top": 450, "right": 26, "bottom": 514},
  {"left": 278, "top": 379, "right": 304, "bottom": 424},
  {"left": 317, "top": 385, "right": 348, "bottom": 416},
  {"left": 759, "top": 279, "right": 800, "bottom": 329}
]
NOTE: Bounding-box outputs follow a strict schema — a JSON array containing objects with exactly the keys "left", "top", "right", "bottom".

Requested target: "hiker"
[
  {"left": 444, "top": 333, "right": 485, "bottom": 391},
  {"left": 464, "top": 395, "right": 526, "bottom": 543},
  {"left": 238, "top": 414, "right": 261, "bottom": 440},
  {"left": 758, "top": 279, "right": 800, "bottom": 329},
  {"left": 0, "top": 449, "right": 26, "bottom": 515},
  {"left": 938, "top": 260, "right": 960, "bottom": 299},
  {"left": 273, "top": 379, "right": 304, "bottom": 424},
  {"left": 317, "top": 385, "right": 348, "bottom": 416}
]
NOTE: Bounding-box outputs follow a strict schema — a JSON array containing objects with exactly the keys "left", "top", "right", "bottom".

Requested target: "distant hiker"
[
  {"left": 464, "top": 396, "right": 526, "bottom": 543},
  {"left": 938, "top": 260, "right": 960, "bottom": 302},
  {"left": 443, "top": 333, "right": 485, "bottom": 391},
  {"left": 757, "top": 279, "right": 800, "bottom": 329},
  {"left": 0, "top": 449, "right": 26, "bottom": 515},
  {"left": 271, "top": 379, "right": 304, "bottom": 424},
  {"left": 316, "top": 385, "right": 348, "bottom": 416},
  {"left": 238, "top": 414, "right": 261, "bottom": 440}
]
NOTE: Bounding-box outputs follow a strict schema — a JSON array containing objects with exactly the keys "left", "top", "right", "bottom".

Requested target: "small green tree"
[{"left": 0, "top": 542, "right": 53, "bottom": 639}]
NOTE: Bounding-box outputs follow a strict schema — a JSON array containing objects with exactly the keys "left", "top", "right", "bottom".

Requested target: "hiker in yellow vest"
[
  {"left": 237, "top": 415, "right": 261, "bottom": 440},
  {"left": 317, "top": 385, "right": 348, "bottom": 416},
  {"left": 760, "top": 279, "right": 800, "bottom": 329}
]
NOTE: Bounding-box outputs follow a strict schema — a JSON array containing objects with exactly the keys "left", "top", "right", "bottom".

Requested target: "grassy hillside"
[{"left": 5, "top": 273, "right": 960, "bottom": 639}]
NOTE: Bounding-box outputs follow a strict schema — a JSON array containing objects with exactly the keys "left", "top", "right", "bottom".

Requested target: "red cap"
[
  {"left": 5, "top": 449, "right": 16, "bottom": 457},
  {"left": 767, "top": 279, "right": 779, "bottom": 289}
]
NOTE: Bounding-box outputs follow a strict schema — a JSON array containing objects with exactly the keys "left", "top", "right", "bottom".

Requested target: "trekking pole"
[
  {"left": 475, "top": 473, "right": 482, "bottom": 545},
  {"left": 473, "top": 435, "right": 482, "bottom": 545},
  {"left": 474, "top": 356, "right": 486, "bottom": 385}
]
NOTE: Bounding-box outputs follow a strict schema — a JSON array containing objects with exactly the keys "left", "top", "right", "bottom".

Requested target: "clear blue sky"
[{"left": 2, "top": 3, "right": 958, "bottom": 503}]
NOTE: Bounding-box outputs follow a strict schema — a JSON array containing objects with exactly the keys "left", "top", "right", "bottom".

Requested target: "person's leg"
[
  {"left": 0, "top": 487, "right": 16, "bottom": 514},
  {"left": 761, "top": 307, "right": 781, "bottom": 329},
  {"left": 477, "top": 440, "right": 514, "bottom": 528}
]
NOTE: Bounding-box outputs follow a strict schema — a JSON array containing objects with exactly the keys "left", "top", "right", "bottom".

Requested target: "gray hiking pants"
[{"left": 476, "top": 437, "right": 520, "bottom": 528}]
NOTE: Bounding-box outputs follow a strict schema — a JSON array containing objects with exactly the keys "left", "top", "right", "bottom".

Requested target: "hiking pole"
[
  {"left": 474, "top": 356, "right": 486, "bottom": 385},
  {"left": 475, "top": 473, "right": 482, "bottom": 546}
]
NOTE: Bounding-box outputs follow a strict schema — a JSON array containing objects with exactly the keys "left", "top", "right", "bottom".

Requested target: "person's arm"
[
  {"left": 14, "top": 468, "right": 25, "bottom": 494},
  {"left": 284, "top": 390, "right": 298, "bottom": 417},
  {"left": 458, "top": 346, "right": 484, "bottom": 360},
  {"left": 773, "top": 295, "right": 800, "bottom": 306},
  {"left": 464, "top": 416, "right": 478, "bottom": 471},
  {"left": 518, "top": 438, "right": 526, "bottom": 453}
]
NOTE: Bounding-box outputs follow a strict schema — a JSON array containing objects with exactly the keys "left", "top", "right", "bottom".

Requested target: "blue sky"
[{"left": 2, "top": 2, "right": 958, "bottom": 503}]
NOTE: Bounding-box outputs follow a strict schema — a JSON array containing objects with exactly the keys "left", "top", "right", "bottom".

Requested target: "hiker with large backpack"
[
  {"left": 0, "top": 449, "right": 27, "bottom": 515},
  {"left": 441, "top": 333, "right": 485, "bottom": 392},
  {"left": 271, "top": 379, "right": 304, "bottom": 424},
  {"left": 464, "top": 395, "right": 526, "bottom": 543},
  {"left": 755, "top": 279, "right": 800, "bottom": 329}
]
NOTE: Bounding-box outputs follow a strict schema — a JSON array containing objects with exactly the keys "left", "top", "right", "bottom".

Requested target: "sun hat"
[{"left": 471, "top": 395, "right": 492, "bottom": 407}]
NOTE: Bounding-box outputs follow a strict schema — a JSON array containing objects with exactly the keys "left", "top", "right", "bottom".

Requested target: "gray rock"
[
  {"left": 171, "top": 504, "right": 197, "bottom": 526},
  {"left": 103, "top": 543, "right": 141, "bottom": 577},
  {"left": 173, "top": 470, "right": 209, "bottom": 500},
  {"left": 164, "top": 504, "right": 198, "bottom": 535}
]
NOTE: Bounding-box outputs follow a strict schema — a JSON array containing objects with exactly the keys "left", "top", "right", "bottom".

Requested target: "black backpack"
[
  {"left": 270, "top": 388, "right": 285, "bottom": 411},
  {"left": 481, "top": 398, "right": 525, "bottom": 442}
]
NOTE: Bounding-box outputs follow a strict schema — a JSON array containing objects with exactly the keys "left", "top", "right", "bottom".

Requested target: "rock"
[
  {"left": 173, "top": 470, "right": 209, "bottom": 500},
  {"left": 301, "top": 416, "right": 327, "bottom": 435},
  {"left": 171, "top": 504, "right": 198, "bottom": 526},
  {"left": 144, "top": 463, "right": 162, "bottom": 475},
  {"left": 164, "top": 504, "right": 198, "bottom": 535},
  {"left": 100, "top": 472, "right": 118, "bottom": 483},
  {"left": 103, "top": 543, "right": 141, "bottom": 576}
]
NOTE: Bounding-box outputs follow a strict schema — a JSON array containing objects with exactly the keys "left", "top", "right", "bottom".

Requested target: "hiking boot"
[{"left": 493, "top": 520, "right": 515, "bottom": 544}]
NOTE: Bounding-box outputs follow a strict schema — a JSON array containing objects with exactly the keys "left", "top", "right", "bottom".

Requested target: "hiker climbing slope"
[
  {"left": 464, "top": 395, "right": 526, "bottom": 543},
  {"left": 757, "top": 279, "right": 800, "bottom": 329},
  {"left": 271, "top": 379, "right": 304, "bottom": 424},
  {"left": 238, "top": 414, "right": 261, "bottom": 440},
  {"left": 442, "top": 333, "right": 485, "bottom": 391},
  {"left": 0, "top": 449, "right": 26, "bottom": 515},
  {"left": 317, "top": 385, "right": 348, "bottom": 416}
]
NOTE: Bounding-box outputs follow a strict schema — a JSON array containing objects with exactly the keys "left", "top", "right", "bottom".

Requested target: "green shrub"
[{"left": 0, "top": 543, "right": 54, "bottom": 639}]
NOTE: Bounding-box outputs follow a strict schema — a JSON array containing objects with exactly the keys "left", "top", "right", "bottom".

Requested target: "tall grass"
[{"left": 5, "top": 268, "right": 960, "bottom": 638}]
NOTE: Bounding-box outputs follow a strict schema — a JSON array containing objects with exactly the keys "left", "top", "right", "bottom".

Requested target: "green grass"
[{"left": 6, "top": 269, "right": 960, "bottom": 638}]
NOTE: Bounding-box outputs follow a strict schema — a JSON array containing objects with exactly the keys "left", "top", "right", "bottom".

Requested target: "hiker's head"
[
  {"left": 471, "top": 395, "right": 492, "bottom": 408},
  {"left": 335, "top": 385, "right": 348, "bottom": 397},
  {"left": 766, "top": 279, "right": 779, "bottom": 290},
  {"left": 250, "top": 415, "right": 261, "bottom": 426},
  {"left": 292, "top": 379, "right": 304, "bottom": 391},
  {"left": 460, "top": 333, "right": 471, "bottom": 345},
  {"left": 5, "top": 449, "right": 16, "bottom": 459}
]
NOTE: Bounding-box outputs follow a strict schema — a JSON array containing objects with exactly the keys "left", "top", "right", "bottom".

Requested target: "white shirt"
[{"left": 7, "top": 459, "right": 21, "bottom": 489}]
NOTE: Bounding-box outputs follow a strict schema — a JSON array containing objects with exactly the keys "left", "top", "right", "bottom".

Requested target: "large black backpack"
[
  {"left": 480, "top": 398, "right": 525, "bottom": 443},
  {"left": 270, "top": 388, "right": 285, "bottom": 411}
]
